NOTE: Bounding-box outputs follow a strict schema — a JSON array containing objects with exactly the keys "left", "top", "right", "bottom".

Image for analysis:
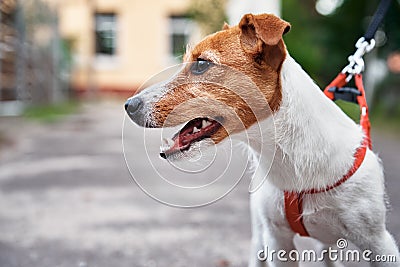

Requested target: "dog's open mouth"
[{"left": 160, "top": 117, "right": 223, "bottom": 159}]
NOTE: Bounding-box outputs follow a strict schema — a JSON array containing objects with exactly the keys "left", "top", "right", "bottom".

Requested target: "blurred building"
[
  {"left": 45, "top": 0, "right": 198, "bottom": 97},
  {"left": 46, "top": 0, "right": 280, "bottom": 97},
  {"left": 0, "top": 0, "right": 18, "bottom": 104},
  {"left": 0, "top": 0, "right": 280, "bottom": 110},
  {"left": 1, "top": 0, "right": 66, "bottom": 115}
]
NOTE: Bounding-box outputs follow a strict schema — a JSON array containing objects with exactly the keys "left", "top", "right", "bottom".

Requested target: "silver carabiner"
[{"left": 341, "top": 37, "right": 376, "bottom": 82}]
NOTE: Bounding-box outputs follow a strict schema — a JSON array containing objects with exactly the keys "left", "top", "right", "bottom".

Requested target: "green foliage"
[
  {"left": 370, "top": 103, "right": 400, "bottom": 133},
  {"left": 282, "top": 0, "right": 400, "bottom": 128},
  {"left": 380, "top": 2, "right": 400, "bottom": 56},
  {"left": 281, "top": 0, "right": 324, "bottom": 83},
  {"left": 23, "top": 101, "right": 79, "bottom": 123},
  {"left": 334, "top": 100, "right": 360, "bottom": 123},
  {"left": 187, "top": 0, "right": 228, "bottom": 35},
  {"left": 373, "top": 73, "right": 400, "bottom": 117},
  {"left": 282, "top": 0, "right": 400, "bottom": 84},
  {"left": 282, "top": 0, "right": 384, "bottom": 86}
]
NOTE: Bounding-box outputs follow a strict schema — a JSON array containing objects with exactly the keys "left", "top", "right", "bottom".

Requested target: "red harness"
[{"left": 284, "top": 73, "right": 372, "bottom": 237}]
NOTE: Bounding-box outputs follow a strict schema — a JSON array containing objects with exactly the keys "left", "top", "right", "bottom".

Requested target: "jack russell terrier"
[{"left": 125, "top": 14, "right": 399, "bottom": 266}]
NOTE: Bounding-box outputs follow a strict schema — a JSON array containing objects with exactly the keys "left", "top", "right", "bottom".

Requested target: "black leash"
[
  {"left": 338, "top": 0, "right": 392, "bottom": 82},
  {"left": 364, "top": 0, "right": 392, "bottom": 42},
  {"left": 324, "top": 0, "right": 393, "bottom": 148}
]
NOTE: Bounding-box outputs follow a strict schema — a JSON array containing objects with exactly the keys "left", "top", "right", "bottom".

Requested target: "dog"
[{"left": 125, "top": 14, "right": 399, "bottom": 266}]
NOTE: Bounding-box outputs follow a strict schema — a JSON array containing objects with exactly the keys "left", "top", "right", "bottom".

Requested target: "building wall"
[
  {"left": 47, "top": 0, "right": 280, "bottom": 96},
  {"left": 50, "top": 0, "right": 191, "bottom": 95}
]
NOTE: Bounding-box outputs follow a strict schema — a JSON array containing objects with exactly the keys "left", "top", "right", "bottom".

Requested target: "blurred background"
[{"left": 0, "top": 0, "right": 399, "bottom": 266}]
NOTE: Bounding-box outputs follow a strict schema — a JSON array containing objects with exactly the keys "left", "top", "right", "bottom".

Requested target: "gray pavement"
[{"left": 0, "top": 101, "right": 399, "bottom": 267}]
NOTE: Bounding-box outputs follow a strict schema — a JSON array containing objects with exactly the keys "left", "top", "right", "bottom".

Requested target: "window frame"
[
  {"left": 168, "top": 15, "right": 195, "bottom": 62},
  {"left": 94, "top": 12, "right": 117, "bottom": 57}
]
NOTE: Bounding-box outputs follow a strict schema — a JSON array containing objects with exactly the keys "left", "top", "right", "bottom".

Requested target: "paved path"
[{"left": 0, "top": 101, "right": 398, "bottom": 267}]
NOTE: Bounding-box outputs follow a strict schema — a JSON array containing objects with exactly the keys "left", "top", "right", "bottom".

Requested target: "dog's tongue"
[{"left": 160, "top": 118, "right": 221, "bottom": 159}]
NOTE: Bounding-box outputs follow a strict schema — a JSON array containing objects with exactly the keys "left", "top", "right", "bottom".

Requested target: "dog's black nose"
[{"left": 125, "top": 97, "right": 143, "bottom": 115}]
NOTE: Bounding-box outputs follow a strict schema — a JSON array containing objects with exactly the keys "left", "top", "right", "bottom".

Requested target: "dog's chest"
[{"left": 253, "top": 183, "right": 343, "bottom": 244}]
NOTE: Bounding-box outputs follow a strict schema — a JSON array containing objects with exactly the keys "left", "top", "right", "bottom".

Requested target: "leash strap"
[
  {"left": 354, "top": 74, "right": 372, "bottom": 149},
  {"left": 364, "top": 0, "right": 392, "bottom": 42},
  {"left": 323, "top": 73, "right": 372, "bottom": 149}
]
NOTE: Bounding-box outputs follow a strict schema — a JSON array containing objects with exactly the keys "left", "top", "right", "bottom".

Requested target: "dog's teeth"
[
  {"left": 202, "top": 120, "right": 211, "bottom": 128},
  {"left": 193, "top": 127, "right": 200, "bottom": 133}
]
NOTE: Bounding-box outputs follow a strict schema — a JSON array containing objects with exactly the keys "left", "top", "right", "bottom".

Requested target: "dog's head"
[{"left": 125, "top": 14, "right": 290, "bottom": 159}]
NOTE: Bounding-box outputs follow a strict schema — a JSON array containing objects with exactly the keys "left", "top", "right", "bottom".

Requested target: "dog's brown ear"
[
  {"left": 222, "top": 22, "right": 230, "bottom": 30},
  {"left": 239, "top": 14, "right": 290, "bottom": 54}
]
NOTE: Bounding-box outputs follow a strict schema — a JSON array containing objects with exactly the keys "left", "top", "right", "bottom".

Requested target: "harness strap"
[
  {"left": 284, "top": 192, "right": 309, "bottom": 236},
  {"left": 355, "top": 74, "right": 372, "bottom": 149},
  {"left": 284, "top": 140, "right": 367, "bottom": 236},
  {"left": 284, "top": 73, "right": 370, "bottom": 237},
  {"left": 324, "top": 73, "right": 372, "bottom": 149},
  {"left": 305, "top": 139, "right": 367, "bottom": 195}
]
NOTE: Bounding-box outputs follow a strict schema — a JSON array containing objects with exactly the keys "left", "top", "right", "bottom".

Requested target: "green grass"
[
  {"left": 334, "top": 99, "right": 361, "bottom": 123},
  {"left": 334, "top": 100, "right": 400, "bottom": 135},
  {"left": 23, "top": 101, "right": 80, "bottom": 123},
  {"left": 370, "top": 106, "right": 400, "bottom": 134}
]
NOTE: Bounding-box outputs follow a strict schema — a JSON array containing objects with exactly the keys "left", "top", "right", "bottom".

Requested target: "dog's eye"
[{"left": 190, "top": 59, "right": 213, "bottom": 75}]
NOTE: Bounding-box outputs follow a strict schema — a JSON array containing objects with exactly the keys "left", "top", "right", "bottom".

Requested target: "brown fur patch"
[
  {"left": 222, "top": 22, "right": 230, "bottom": 30},
  {"left": 152, "top": 14, "right": 291, "bottom": 145}
]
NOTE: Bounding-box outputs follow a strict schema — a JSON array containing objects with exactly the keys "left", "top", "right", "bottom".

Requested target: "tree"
[{"left": 187, "top": 0, "right": 228, "bottom": 35}]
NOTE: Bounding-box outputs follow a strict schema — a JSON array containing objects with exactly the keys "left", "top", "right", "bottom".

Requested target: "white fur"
[
  {"left": 130, "top": 49, "right": 399, "bottom": 266},
  {"left": 247, "top": 55, "right": 399, "bottom": 266}
]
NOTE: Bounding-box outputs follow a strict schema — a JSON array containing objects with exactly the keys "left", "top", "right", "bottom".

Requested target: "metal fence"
[{"left": 0, "top": 0, "right": 70, "bottom": 116}]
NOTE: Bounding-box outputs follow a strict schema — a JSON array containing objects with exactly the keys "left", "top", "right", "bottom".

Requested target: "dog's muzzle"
[{"left": 125, "top": 97, "right": 147, "bottom": 127}]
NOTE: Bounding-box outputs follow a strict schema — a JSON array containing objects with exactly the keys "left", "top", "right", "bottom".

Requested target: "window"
[
  {"left": 95, "top": 13, "right": 117, "bottom": 56},
  {"left": 168, "top": 15, "right": 194, "bottom": 60}
]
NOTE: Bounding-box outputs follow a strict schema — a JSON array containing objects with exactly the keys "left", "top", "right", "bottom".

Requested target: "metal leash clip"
[{"left": 341, "top": 37, "right": 376, "bottom": 82}]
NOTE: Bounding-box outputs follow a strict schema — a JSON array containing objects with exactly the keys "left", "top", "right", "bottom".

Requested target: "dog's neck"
[{"left": 250, "top": 55, "right": 364, "bottom": 192}]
